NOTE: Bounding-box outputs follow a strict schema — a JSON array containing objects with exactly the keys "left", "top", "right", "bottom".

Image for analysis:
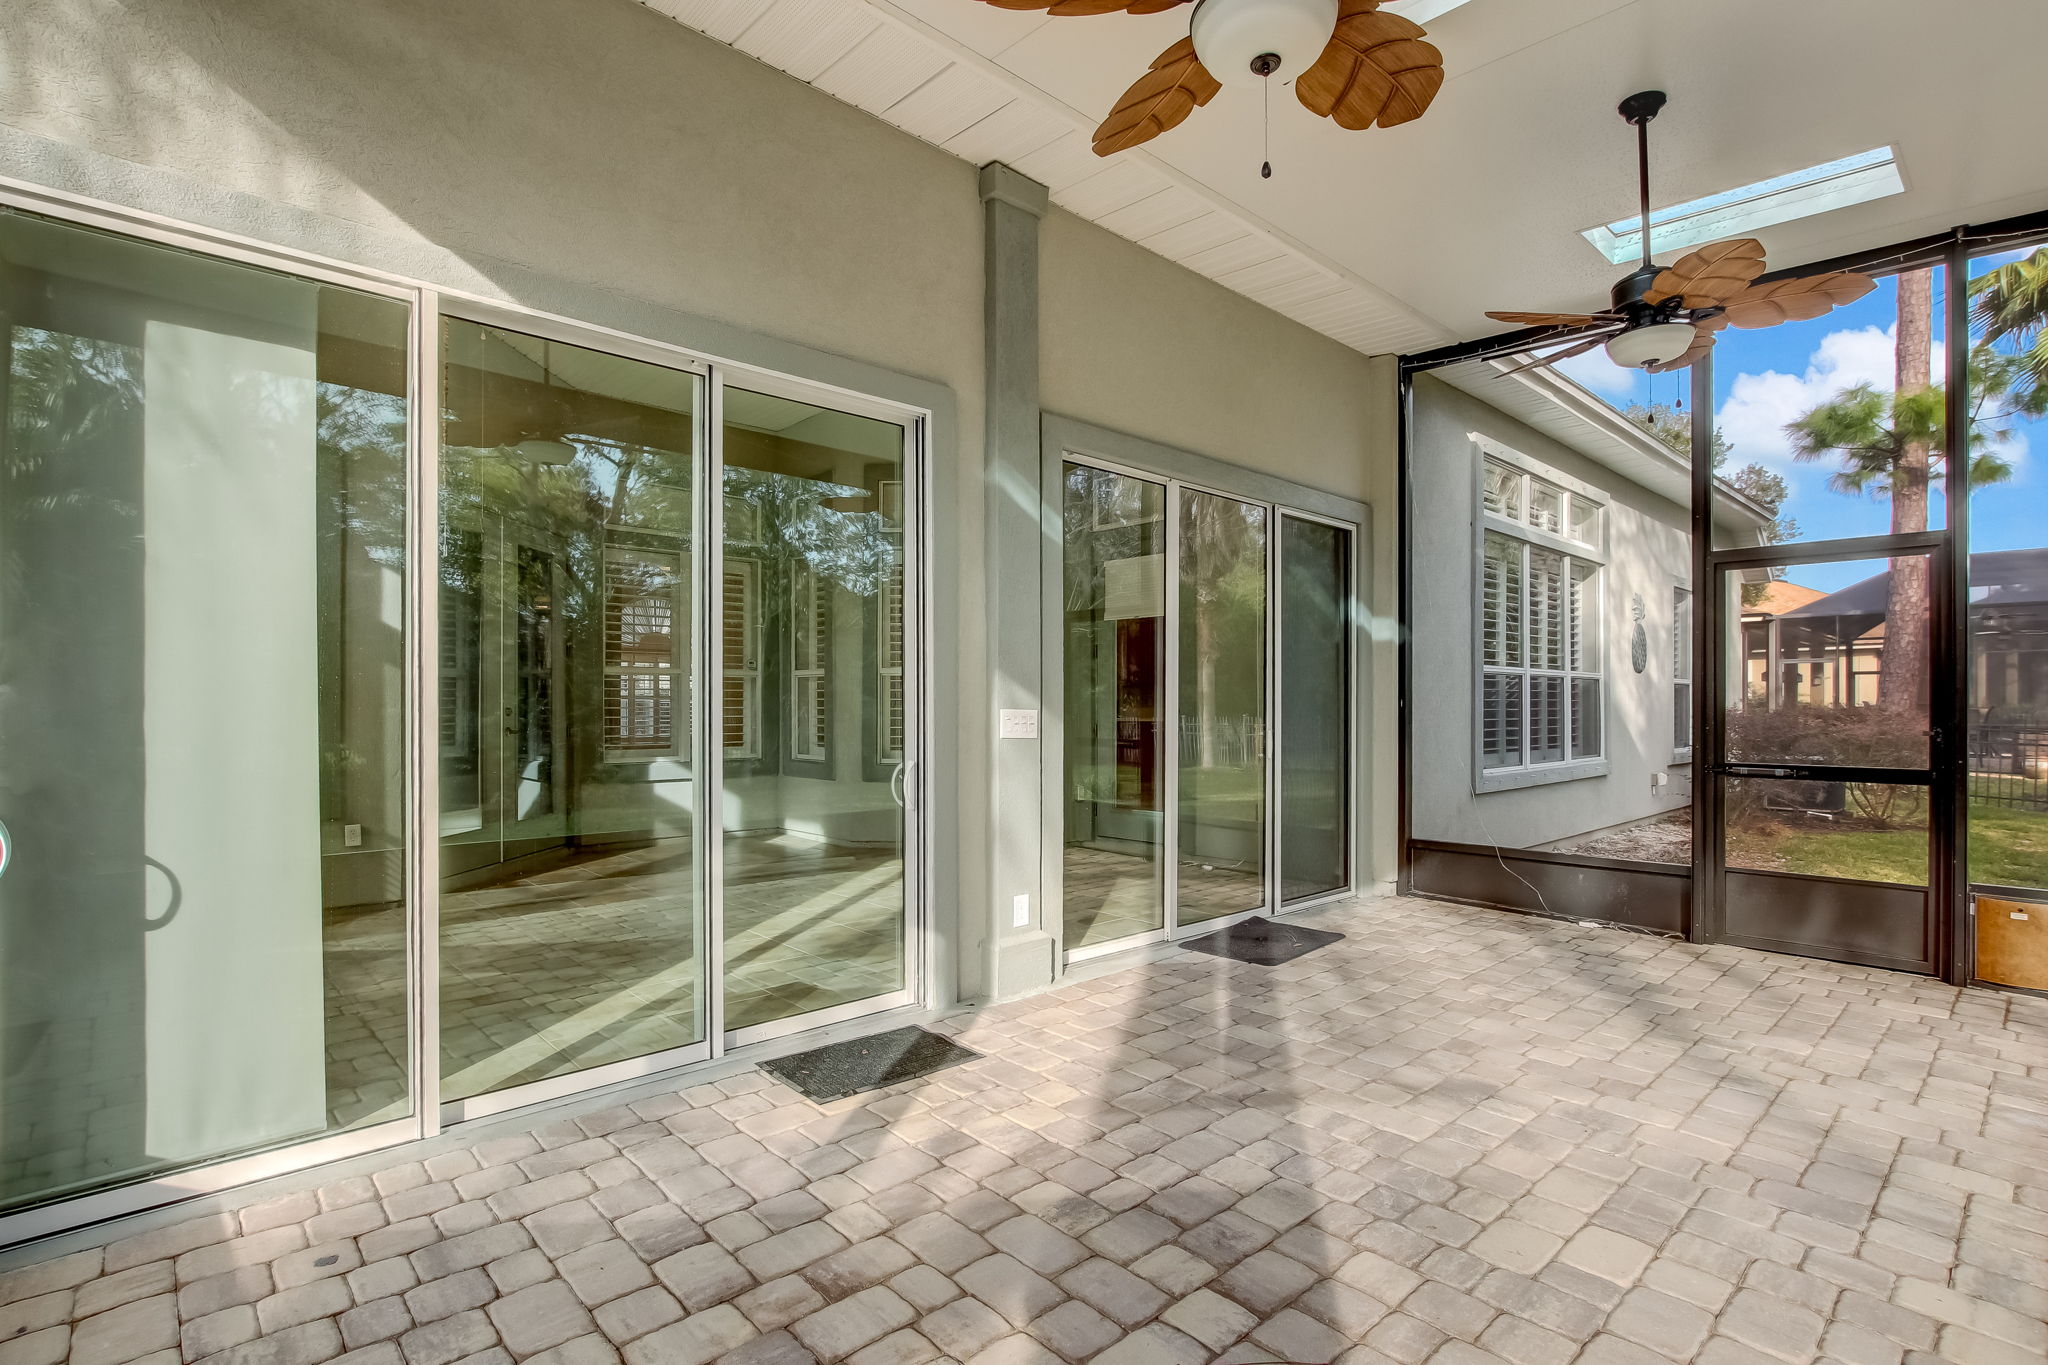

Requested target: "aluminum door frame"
[
  {"left": 1696, "top": 534, "right": 1951, "bottom": 974},
  {"left": 1050, "top": 448, "right": 1364, "bottom": 967}
]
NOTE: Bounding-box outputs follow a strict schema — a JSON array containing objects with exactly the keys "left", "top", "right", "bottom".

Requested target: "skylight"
[
  {"left": 1381, "top": 0, "right": 1471, "bottom": 24},
  {"left": 1580, "top": 147, "right": 1905, "bottom": 265}
]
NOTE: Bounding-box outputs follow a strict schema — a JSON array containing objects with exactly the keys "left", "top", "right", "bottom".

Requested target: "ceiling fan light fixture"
[
  {"left": 1605, "top": 322, "right": 1696, "bottom": 370},
  {"left": 513, "top": 437, "right": 578, "bottom": 466},
  {"left": 1190, "top": 0, "right": 1339, "bottom": 90}
]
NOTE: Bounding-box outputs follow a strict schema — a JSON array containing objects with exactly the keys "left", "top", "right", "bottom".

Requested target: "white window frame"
[{"left": 1471, "top": 437, "right": 1610, "bottom": 793}]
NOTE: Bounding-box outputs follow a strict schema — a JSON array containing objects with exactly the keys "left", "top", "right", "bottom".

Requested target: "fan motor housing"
[{"left": 1609, "top": 263, "right": 1664, "bottom": 317}]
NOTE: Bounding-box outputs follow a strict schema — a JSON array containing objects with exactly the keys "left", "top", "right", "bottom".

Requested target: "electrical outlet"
[
  {"left": 343, "top": 823, "right": 364, "bottom": 848},
  {"left": 1011, "top": 893, "right": 1030, "bottom": 928},
  {"left": 1000, "top": 709, "right": 1038, "bottom": 740}
]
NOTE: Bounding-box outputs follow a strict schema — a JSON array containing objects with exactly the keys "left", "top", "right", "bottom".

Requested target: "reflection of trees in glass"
[
  {"left": 4, "top": 327, "right": 142, "bottom": 530},
  {"left": 724, "top": 465, "right": 897, "bottom": 596},
  {"left": 1786, "top": 270, "right": 2038, "bottom": 709},
  {"left": 1180, "top": 494, "right": 1265, "bottom": 769}
]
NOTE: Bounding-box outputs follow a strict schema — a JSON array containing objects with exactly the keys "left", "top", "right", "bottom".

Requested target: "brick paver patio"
[{"left": 4, "top": 895, "right": 2045, "bottom": 1365}]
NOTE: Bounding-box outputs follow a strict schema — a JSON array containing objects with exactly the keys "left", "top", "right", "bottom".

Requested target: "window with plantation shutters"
[
  {"left": 790, "top": 565, "right": 829, "bottom": 762},
  {"left": 604, "top": 546, "right": 683, "bottom": 759},
  {"left": 1475, "top": 445, "right": 1606, "bottom": 781}
]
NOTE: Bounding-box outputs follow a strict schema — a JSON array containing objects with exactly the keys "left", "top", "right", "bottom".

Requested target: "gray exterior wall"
[
  {"left": 1410, "top": 374, "right": 1695, "bottom": 853},
  {"left": 0, "top": 0, "right": 1403, "bottom": 1006}
]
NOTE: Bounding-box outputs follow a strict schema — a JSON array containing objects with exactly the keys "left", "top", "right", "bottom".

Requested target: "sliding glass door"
[
  {"left": 0, "top": 202, "right": 929, "bottom": 1235},
  {"left": 437, "top": 322, "right": 922, "bottom": 1113},
  {"left": 1279, "top": 515, "right": 1353, "bottom": 902},
  {"left": 437, "top": 320, "right": 708, "bottom": 1104},
  {"left": 0, "top": 209, "right": 415, "bottom": 1213},
  {"left": 1058, "top": 458, "right": 1354, "bottom": 959},
  {"left": 1178, "top": 493, "right": 1271, "bottom": 925},
  {"left": 719, "top": 386, "right": 915, "bottom": 1039},
  {"left": 1061, "top": 465, "right": 1169, "bottom": 951}
]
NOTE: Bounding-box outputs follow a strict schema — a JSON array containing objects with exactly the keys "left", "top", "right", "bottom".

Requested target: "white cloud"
[
  {"left": 1715, "top": 324, "right": 1945, "bottom": 473},
  {"left": 1552, "top": 345, "right": 1639, "bottom": 399}
]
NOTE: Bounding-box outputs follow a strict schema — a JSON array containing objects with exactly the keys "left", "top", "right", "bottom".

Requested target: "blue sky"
[{"left": 1553, "top": 255, "right": 2042, "bottom": 592}]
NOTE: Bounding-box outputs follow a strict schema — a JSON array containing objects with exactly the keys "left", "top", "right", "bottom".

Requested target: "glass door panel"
[
  {"left": 0, "top": 210, "right": 413, "bottom": 1211},
  {"left": 1964, "top": 243, "right": 2048, "bottom": 925},
  {"left": 1061, "top": 464, "right": 1168, "bottom": 950},
  {"left": 1279, "top": 516, "right": 1350, "bottom": 902},
  {"left": 1178, "top": 491, "right": 1269, "bottom": 924},
  {"left": 1722, "top": 554, "right": 1931, "bottom": 771},
  {"left": 438, "top": 320, "right": 703, "bottom": 1101},
  {"left": 720, "top": 388, "right": 909, "bottom": 1035}
]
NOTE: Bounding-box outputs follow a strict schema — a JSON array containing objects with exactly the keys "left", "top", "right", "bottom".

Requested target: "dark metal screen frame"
[{"left": 1398, "top": 206, "right": 2048, "bottom": 985}]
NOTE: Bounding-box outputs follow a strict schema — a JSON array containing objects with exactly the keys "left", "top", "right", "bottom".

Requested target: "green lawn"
[{"left": 1746, "top": 803, "right": 2048, "bottom": 889}]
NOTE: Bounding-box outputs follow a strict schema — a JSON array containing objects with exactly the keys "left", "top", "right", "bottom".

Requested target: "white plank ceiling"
[
  {"left": 638, "top": 0, "right": 1451, "bottom": 357},
  {"left": 640, "top": 0, "right": 2048, "bottom": 364}
]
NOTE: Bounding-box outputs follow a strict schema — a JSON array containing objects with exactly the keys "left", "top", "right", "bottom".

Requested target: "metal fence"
[
  {"left": 1969, "top": 724, "right": 2048, "bottom": 811},
  {"left": 1180, "top": 715, "right": 1267, "bottom": 767}
]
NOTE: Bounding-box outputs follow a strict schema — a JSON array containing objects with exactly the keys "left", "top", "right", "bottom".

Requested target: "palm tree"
[
  {"left": 1970, "top": 245, "right": 2048, "bottom": 401},
  {"left": 1785, "top": 286, "right": 2033, "bottom": 708}
]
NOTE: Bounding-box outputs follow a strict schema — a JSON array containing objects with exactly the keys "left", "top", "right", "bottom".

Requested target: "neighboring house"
[
  {"left": 1738, "top": 579, "right": 1882, "bottom": 709},
  {"left": 1741, "top": 551, "right": 2048, "bottom": 798},
  {"left": 1738, "top": 550, "right": 2048, "bottom": 721},
  {"left": 1409, "top": 364, "right": 1770, "bottom": 857}
]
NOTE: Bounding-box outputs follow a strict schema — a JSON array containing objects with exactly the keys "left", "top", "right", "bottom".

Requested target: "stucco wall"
[
  {"left": 1410, "top": 373, "right": 1694, "bottom": 853},
  {"left": 1039, "top": 209, "right": 1380, "bottom": 507}
]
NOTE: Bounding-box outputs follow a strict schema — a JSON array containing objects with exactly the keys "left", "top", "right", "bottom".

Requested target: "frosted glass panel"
[{"left": 0, "top": 211, "right": 412, "bottom": 1211}]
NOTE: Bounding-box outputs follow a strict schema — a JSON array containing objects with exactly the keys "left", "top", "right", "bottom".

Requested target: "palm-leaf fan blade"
[
  {"left": 1092, "top": 36, "right": 1222, "bottom": 156},
  {"left": 1485, "top": 311, "right": 1615, "bottom": 327},
  {"left": 1297, "top": 1, "right": 1444, "bottom": 131},
  {"left": 1720, "top": 272, "right": 1877, "bottom": 329},
  {"left": 979, "top": 0, "right": 1189, "bottom": 12},
  {"left": 1644, "top": 238, "right": 1767, "bottom": 308}
]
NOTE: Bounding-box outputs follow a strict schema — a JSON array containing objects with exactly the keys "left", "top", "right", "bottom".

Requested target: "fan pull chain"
[{"left": 1261, "top": 77, "right": 1272, "bottom": 179}]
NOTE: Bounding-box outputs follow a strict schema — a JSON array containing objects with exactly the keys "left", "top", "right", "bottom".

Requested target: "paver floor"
[{"left": 5, "top": 894, "right": 2045, "bottom": 1365}]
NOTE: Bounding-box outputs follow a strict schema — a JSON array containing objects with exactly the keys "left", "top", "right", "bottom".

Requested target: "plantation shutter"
[
  {"left": 791, "top": 565, "right": 829, "bottom": 761},
  {"left": 603, "top": 547, "right": 682, "bottom": 755},
  {"left": 1481, "top": 531, "right": 1523, "bottom": 669}
]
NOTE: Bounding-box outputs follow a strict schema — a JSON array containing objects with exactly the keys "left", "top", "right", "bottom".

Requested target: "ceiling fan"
[
  {"left": 977, "top": 0, "right": 1446, "bottom": 161},
  {"left": 1485, "top": 91, "right": 1877, "bottom": 375}
]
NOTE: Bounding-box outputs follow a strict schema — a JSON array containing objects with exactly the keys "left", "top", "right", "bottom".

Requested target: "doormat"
[
  {"left": 759, "top": 1025, "right": 982, "bottom": 1103},
  {"left": 1181, "top": 915, "right": 1344, "bottom": 967}
]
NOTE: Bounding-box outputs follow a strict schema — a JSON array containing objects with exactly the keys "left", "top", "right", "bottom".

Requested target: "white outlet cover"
[{"left": 999, "top": 709, "right": 1038, "bottom": 740}]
